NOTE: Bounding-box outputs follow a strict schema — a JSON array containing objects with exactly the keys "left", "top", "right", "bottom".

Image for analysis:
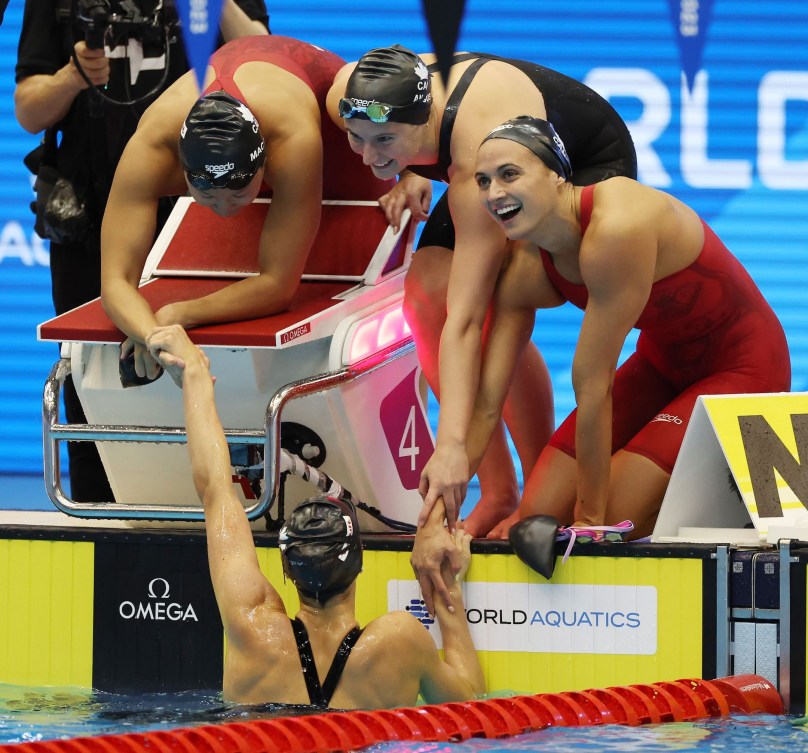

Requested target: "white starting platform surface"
[
  {"left": 653, "top": 392, "right": 808, "bottom": 545},
  {"left": 38, "top": 198, "right": 432, "bottom": 530}
]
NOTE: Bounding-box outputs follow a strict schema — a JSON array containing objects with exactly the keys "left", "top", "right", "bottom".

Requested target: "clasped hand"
[
  {"left": 411, "top": 525, "right": 470, "bottom": 616},
  {"left": 144, "top": 324, "right": 211, "bottom": 382},
  {"left": 418, "top": 442, "right": 469, "bottom": 531}
]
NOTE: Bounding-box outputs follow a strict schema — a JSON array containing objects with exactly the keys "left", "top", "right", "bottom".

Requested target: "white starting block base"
[
  {"left": 40, "top": 199, "right": 432, "bottom": 530},
  {"left": 653, "top": 392, "right": 808, "bottom": 544}
]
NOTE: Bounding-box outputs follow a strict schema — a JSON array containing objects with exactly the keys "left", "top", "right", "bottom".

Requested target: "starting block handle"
[{"left": 42, "top": 338, "right": 415, "bottom": 521}]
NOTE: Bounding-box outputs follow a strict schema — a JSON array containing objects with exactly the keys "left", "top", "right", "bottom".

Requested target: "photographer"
[{"left": 14, "top": 0, "right": 269, "bottom": 502}]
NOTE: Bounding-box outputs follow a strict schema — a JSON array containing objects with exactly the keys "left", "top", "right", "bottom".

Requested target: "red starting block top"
[
  {"left": 39, "top": 200, "right": 409, "bottom": 348},
  {"left": 152, "top": 201, "right": 401, "bottom": 279},
  {"left": 39, "top": 279, "right": 354, "bottom": 347}
]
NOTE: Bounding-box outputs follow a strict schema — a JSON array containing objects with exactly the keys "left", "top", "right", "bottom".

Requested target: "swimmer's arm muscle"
[
  {"left": 467, "top": 246, "right": 561, "bottom": 472},
  {"left": 101, "top": 136, "right": 173, "bottom": 343},
  {"left": 466, "top": 296, "right": 535, "bottom": 475},
  {"left": 418, "top": 534, "right": 485, "bottom": 704},
  {"left": 181, "top": 344, "right": 283, "bottom": 633},
  {"left": 439, "top": 179, "right": 504, "bottom": 448},
  {"left": 572, "top": 211, "right": 654, "bottom": 526}
]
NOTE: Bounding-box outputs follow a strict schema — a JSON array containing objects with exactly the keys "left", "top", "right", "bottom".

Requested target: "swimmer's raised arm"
[
  {"left": 416, "top": 528, "right": 485, "bottom": 703},
  {"left": 146, "top": 324, "right": 284, "bottom": 642}
]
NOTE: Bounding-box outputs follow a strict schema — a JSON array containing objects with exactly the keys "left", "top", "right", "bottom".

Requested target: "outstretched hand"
[
  {"left": 378, "top": 173, "right": 432, "bottom": 232},
  {"left": 145, "top": 324, "right": 211, "bottom": 385},
  {"left": 418, "top": 443, "right": 469, "bottom": 532}
]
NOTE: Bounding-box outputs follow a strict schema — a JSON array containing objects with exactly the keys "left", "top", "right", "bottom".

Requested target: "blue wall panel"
[{"left": 0, "top": 0, "right": 805, "bottom": 493}]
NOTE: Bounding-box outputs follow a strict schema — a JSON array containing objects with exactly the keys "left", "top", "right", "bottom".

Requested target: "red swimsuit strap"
[{"left": 579, "top": 184, "right": 596, "bottom": 234}]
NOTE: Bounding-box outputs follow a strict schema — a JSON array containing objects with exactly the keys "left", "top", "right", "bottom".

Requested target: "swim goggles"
[
  {"left": 184, "top": 167, "right": 258, "bottom": 191},
  {"left": 338, "top": 97, "right": 410, "bottom": 123}
]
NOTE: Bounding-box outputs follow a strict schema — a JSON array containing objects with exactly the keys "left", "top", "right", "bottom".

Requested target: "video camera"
[
  {"left": 73, "top": 0, "right": 176, "bottom": 51},
  {"left": 55, "top": 0, "right": 180, "bottom": 107}
]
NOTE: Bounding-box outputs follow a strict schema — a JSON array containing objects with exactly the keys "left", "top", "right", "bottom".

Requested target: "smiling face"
[
  {"left": 343, "top": 118, "right": 426, "bottom": 179},
  {"left": 186, "top": 169, "right": 264, "bottom": 217},
  {"left": 475, "top": 138, "right": 565, "bottom": 240}
]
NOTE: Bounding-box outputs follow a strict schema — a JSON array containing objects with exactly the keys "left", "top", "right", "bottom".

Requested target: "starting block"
[
  {"left": 652, "top": 392, "right": 808, "bottom": 545},
  {"left": 38, "top": 198, "right": 433, "bottom": 530}
]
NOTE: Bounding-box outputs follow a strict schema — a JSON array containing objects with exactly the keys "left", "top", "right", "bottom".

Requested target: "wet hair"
[
  {"left": 343, "top": 44, "right": 432, "bottom": 125},
  {"left": 278, "top": 496, "right": 363, "bottom": 603},
  {"left": 482, "top": 116, "right": 572, "bottom": 181},
  {"left": 178, "top": 91, "right": 266, "bottom": 187}
]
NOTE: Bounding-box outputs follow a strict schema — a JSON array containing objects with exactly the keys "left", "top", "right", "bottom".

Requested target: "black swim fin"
[{"left": 508, "top": 514, "right": 561, "bottom": 579}]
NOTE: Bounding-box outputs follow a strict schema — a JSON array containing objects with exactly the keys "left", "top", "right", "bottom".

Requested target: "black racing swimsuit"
[
  {"left": 290, "top": 617, "right": 364, "bottom": 708},
  {"left": 411, "top": 53, "right": 638, "bottom": 250}
]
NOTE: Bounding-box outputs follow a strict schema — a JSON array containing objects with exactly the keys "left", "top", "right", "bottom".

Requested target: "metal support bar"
[
  {"left": 43, "top": 339, "right": 415, "bottom": 521},
  {"left": 779, "top": 539, "right": 795, "bottom": 709},
  {"left": 713, "top": 545, "right": 731, "bottom": 677}
]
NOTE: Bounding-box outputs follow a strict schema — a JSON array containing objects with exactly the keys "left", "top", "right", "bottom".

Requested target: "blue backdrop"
[{"left": 0, "top": 1, "right": 806, "bottom": 498}]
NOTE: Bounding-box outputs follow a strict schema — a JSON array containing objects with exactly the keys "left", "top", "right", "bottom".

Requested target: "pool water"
[
  {"left": 0, "top": 685, "right": 317, "bottom": 744},
  {"left": 369, "top": 715, "right": 808, "bottom": 753},
  {"left": 0, "top": 685, "right": 805, "bottom": 751}
]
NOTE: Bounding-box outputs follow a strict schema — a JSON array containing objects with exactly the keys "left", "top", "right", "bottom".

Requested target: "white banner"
[{"left": 388, "top": 581, "right": 658, "bottom": 655}]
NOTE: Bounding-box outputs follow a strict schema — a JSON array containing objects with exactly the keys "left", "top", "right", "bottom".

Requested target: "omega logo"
[{"left": 118, "top": 577, "right": 199, "bottom": 622}]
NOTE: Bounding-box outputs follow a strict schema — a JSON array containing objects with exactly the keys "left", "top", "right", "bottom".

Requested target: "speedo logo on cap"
[
  {"left": 349, "top": 97, "right": 380, "bottom": 108},
  {"left": 205, "top": 162, "right": 235, "bottom": 177}
]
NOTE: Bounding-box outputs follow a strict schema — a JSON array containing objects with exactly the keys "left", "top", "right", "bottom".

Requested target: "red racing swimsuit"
[
  {"left": 203, "top": 36, "right": 391, "bottom": 200},
  {"left": 544, "top": 184, "right": 791, "bottom": 473}
]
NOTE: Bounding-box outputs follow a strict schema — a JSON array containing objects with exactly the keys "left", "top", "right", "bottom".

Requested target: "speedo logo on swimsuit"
[
  {"left": 205, "top": 161, "right": 235, "bottom": 177},
  {"left": 651, "top": 413, "right": 684, "bottom": 425}
]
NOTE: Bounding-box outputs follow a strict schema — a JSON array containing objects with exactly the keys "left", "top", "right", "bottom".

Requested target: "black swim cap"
[
  {"left": 482, "top": 116, "right": 572, "bottom": 181},
  {"left": 341, "top": 45, "right": 432, "bottom": 125},
  {"left": 279, "top": 496, "right": 363, "bottom": 603},
  {"left": 179, "top": 91, "right": 266, "bottom": 190}
]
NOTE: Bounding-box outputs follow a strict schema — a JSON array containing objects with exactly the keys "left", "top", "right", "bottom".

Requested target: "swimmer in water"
[{"left": 145, "top": 323, "right": 485, "bottom": 709}]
